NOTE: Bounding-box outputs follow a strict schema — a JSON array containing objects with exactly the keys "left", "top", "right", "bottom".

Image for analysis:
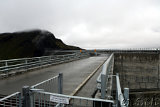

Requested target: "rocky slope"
[{"left": 0, "top": 29, "right": 80, "bottom": 59}]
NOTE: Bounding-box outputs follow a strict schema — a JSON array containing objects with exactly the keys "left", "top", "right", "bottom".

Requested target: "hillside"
[{"left": 0, "top": 29, "right": 80, "bottom": 60}]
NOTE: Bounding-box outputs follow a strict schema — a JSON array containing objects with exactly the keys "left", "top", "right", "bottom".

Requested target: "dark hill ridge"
[{"left": 0, "top": 29, "right": 80, "bottom": 60}]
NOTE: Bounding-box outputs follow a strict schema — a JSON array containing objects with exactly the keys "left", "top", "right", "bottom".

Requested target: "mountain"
[{"left": 0, "top": 29, "right": 80, "bottom": 60}]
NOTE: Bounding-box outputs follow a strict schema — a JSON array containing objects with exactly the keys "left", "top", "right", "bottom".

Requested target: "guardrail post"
[
  {"left": 116, "top": 73, "right": 119, "bottom": 107},
  {"left": 5, "top": 61, "right": 9, "bottom": 76},
  {"left": 25, "top": 59, "right": 28, "bottom": 70},
  {"left": 50, "top": 56, "right": 52, "bottom": 60},
  {"left": 58, "top": 73, "right": 63, "bottom": 94},
  {"left": 57, "top": 73, "right": 63, "bottom": 107},
  {"left": 22, "top": 86, "right": 31, "bottom": 107},
  {"left": 18, "top": 92, "right": 22, "bottom": 107},
  {"left": 53, "top": 56, "right": 56, "bottom": 63},
  {"left": 5, "top": 61, "right": 8, "bottom": 67},
  {"left": 101, "top": 74, "right": 106, "bottom": 99},
  {"left": 39, "top": 58, "right": 42, "bottom": 67},
  {"left": 68, "top": 55, "right": 71, "bottom": 61},
  {"left": 124, "top": 88, "right": 129, "bottom": 107}
]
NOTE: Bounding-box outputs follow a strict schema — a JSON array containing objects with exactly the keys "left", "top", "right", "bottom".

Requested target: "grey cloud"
[{"left": 0, "top": 0, "right": 160, "bottom": 49}]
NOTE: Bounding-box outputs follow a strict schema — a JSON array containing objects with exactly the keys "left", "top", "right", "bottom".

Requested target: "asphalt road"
[
  {"left": 0, "top": 55, "right": 108, "bottom": 95},
  {"left": 76, "top": 54, "right": 110, "bottom": 98}
]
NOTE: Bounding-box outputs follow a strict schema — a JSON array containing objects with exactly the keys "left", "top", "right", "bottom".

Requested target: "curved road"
[{"left": 0, "top": 55, "right": 108, "bottom": 95}]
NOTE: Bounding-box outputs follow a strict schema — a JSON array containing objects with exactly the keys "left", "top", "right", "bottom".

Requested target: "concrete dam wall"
[
  {"left": 114, "top": 53, "right": 160, "bottom": 89},
  {"left": 113, "top": 53, "right": 160, "bottom": 107}
]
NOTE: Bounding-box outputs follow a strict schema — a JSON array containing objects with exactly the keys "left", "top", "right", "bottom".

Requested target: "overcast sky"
[{"left": 0, "top": 0, "right": 160, "bottom": 49}]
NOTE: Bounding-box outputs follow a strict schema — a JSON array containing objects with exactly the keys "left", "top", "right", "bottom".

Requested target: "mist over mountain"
[{"left": 0, "top": 29, "right": 80, "bottom": 60}]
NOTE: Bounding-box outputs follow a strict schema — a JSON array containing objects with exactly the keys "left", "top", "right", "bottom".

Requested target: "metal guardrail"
[
  {"left": 18, "top": 73, "right": 128, "bottom": 107},
  {"left": 96, "top": 53, "right": 114, "bottom": 99},
  {"left": 90, "top": 48, "right": 160, "bottom": 52},
  {"left": 0, "top": 52, "right": 89, "bottom": 78},
  {"left": 97, "top": 54, "right": 114, "bottom": 83},
  {"left": 0, "top": 92, "right": 21, "bottom": 107},
  {"left": 31, "top": 75, "right": 58, "bottom": 88},
  {"left": 116, "top": 74, "right": 129, "bottom": 107},
  {"left": 28, "top": 73, "right": 63, "bottom": 107},
  {"left": 96, "top": 54, "right": 129, "bottom": 107},
  {"left": 24, "top": 72, "right": 112, "bottom": 107},
  {"left": 31, "top": 91, "right": 114, "bottom": 107},
  {"left": 31, "top": 73, "right": 63, "bottom": 94}
]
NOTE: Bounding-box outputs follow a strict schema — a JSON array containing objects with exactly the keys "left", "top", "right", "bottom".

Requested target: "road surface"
[{"left": 0, "top": 55, "right": 109, "bottom": 96}]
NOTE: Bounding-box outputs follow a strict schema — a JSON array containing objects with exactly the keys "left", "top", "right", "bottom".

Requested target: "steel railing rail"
[
  {"left": 116, "top": 74, "right": 125, "bottom": 107},
  {"left": 96, "top": 53, "right": 114, "bottom": 83},
  {"left": 96, "top": 53, "right": 114, "bottom": 99},
  {"left": 36, "top": 91, "right": 114, "bottom": 103},
  {"left": 116, "top": 73, "right": 129, "bottom": 107},
  {"left": 26, "top": 90, "right": 114, "bottom": 107},
  {"left": 0, "top": 53, "right": 79, "bottom": 63},
  {"left": 0, "top": 92, "right": 22, "bottom": 107},
  {"left": 30, "top": 73, "right": 63, "bottom": 95},
  {"left": 0, "top": 92, "right": 20, "bottom": 102},
  {"left": 96, "top": 53, "right": 129, "bottom": 106},
  {"left": 0, "top": 52, "right": 90, "bottom": 78},
  {"left": 31, "top": 75, "right": 59, "bottom": 89}
]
